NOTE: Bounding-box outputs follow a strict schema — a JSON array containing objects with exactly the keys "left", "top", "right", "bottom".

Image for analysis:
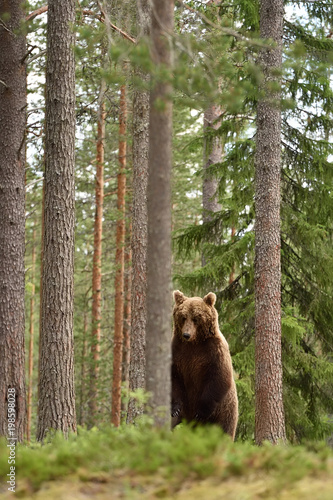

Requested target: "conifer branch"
[
  {"left": 27, "top": 50, "right": 47, "bottom": 65},
  {"left": 26, "top": 5, "right": 48, "bottom": 22},
  {"left": 26, "top": 5, "right": 136, "bottom": 44},
  {"left": 180, "top": 1, "right": 265, "bottom": 46}
]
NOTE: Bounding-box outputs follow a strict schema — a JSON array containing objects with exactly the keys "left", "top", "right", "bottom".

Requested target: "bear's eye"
[{"left": 177, "top": 313, "right": 186, "bottom": 325}]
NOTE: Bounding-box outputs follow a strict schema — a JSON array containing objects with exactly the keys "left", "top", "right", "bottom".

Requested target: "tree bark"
[
  {"left": 145, "top": 0, "right": 174, "bottom": 427},
  {"left": 37, "top": 0, "right": 77, "bottom": 441},
  {"left": 254, "top": 0, "right": 286, "bottom": 445},
  {"left": 27, "top": 223, "right": 37, "bottom": 442},
  {"left": 121, "top": 226, "right": 132, "bottom": 417},
  {"left": 202, "top": 105, "right": 222, "bottom": 222},
  {"left": 202, "top": 104, "right": 222, "bottom": 266},
  {"left": 127, "top": 0, "right": 151, "bottom": 425},
  {"left": 89, "top": 80, "right": 106, "bottom": 425},
  {"left": 78, "top": 308, "right": 88, "bottom": 426},
  {"left": 111, "top": 83, "right": 127, "bottom": 427},
  {"left": 0, "top": 0, "right": 27, "bottom": 442}
]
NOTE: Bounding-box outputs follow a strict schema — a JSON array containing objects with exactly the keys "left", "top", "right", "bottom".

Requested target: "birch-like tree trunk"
[
  {"left": 127, "top": 0, "right": 151, "bottom": 425},
  {"left": 254, "top": 0, "right": 286, "bottom": 445},
  {"left": 0, "top": 0, "right": 27, "bottom": 442},
  {"left": 37, "top": 0, "right": 77, "bottom": 441},
  {"left": 145, "top": 0, "right": 174, "bottom": 427}
]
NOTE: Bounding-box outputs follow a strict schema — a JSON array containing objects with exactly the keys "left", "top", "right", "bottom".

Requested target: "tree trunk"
[
  {"left": 27, "top": 223, "right": 37, "bottom": 442},
  {"left": 202, "top": 104, "right": 222, "bottom": 266},
  {"left": 121, "top": 226, "right": 132, "bottom": 418},
  {"left": 0, "top": 0, "right": 27, "bottom": 442},
  {"left": 145, "top": 0, "right": 174, "bottom": 427},
  {"left": 89, "top": 80, "right": 106, "bottom": 425},
  {"left": 111, "top": 83, "right": 127, "bottom": 427},
  {"left": 127, "top": 0, "right": 151, "bottom": 425},
  {"left": 37, "top": 0, "right": 77, "bottom": 441},
  {"left": 254, "top": 0, "right": 286, "bottom": 445},
  {"left": 202, "top": 105, "right": 222, "bottom": 222},
  {"left": 78, "top": 307, "right": 89, "bottom": 426}
]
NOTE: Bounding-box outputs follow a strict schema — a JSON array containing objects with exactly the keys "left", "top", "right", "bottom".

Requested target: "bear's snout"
[{"left": 182, "top": 332, "right": 191, "bottom": 340}]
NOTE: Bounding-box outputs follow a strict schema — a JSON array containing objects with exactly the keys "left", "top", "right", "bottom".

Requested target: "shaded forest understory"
[{"left": 1, "top": 425, "right": 333, "bottom": 499}]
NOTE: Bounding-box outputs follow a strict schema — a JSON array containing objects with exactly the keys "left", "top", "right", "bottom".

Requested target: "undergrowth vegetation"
[{"left": 1, "top": 424, "right": 332, "bottom": 498}]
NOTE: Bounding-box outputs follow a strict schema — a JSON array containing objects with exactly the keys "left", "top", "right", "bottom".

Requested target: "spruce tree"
[{"left": 174, "top": 0, "right": 333, "bottom": 441}]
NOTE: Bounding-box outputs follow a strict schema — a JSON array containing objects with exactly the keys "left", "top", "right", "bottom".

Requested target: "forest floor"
[{"left": 1, "top": 424, "right": 333, "bottom": 499}]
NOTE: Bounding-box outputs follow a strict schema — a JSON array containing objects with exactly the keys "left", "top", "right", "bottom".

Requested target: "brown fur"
[{"left": 171, "top": 290, "right": 238, "bottom": 440}]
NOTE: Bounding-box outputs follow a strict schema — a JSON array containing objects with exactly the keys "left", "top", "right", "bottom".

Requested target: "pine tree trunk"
[
  {"left": 37, "top": 0, "right": 77, "bottom": 441},
  {"left": 27, "top": 223, "right": 37, "bottom": 442},
  {"left": 254, "top": 0, "right": 286, "bottom": 445},
  {"left": 89, "top": 80, "right": 106, "bottom": 424},
  {"left": 202, "top": 105, "right": 222, "bottom": 222},
  {"left": 0, "top": 0, "right": 27, "bottom": 442},
  {"left": 78, "top": 308, "right": 89, "bottom": 426},
  {"left": 37, "top": 180, "right": 45, "bottom": 404},
  {"left": 121, "top": 227, "right": 132, "bottom": 417},
  {"left": 145, "top": 0, "right": 174, "bottom": 427},
  {"left": 127, "top": 0, "right": 151, "bottom": 425},
  {"left": 111, "top": 83, "right": 127, "bottom": 427},
  {"left": 202, "top": 104, "right": 222, "bottom": 266}
]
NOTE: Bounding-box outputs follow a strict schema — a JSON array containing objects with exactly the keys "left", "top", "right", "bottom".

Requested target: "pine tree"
[
  {"left": 37, "top": 0, "right": 77, "bottom": 441},
  {"left": 89, "top": 77, "right": 106, "bottom": 425},
  {"left": 254, "top": 0, "right": 286, "bottom": 445},
  {"left": 0, "top": 0, "right": 27, "bottom": 442},
  {"left": 127, "top": 0, "right": 151, "bottom": 425},
  {"left": 111, "top": 82, "right": 127, "bottom": 427},
  {"left": 27, "top": 222, "right": 37, "bottom": 442},
  {"left": 146, "top": 0, "right": 174, "bottom": 427},
  {"left": 202, "top": 103, "right": 223, "bottom": 266}
]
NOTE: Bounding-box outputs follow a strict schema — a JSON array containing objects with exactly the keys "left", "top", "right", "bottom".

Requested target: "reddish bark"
[{"left": 89, "top": 83, "right": 106, "bottom": 423}]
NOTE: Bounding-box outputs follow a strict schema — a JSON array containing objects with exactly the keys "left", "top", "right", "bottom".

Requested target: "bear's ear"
[
  {"left": 173, "top": 290, "right": 186, "bottom": 306},
  {"left": 203, "top": 292, "right": 216, "bottom": 307}
]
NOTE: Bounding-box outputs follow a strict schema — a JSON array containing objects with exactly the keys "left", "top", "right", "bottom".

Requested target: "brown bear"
[{"left": 171, "top": 290, "right": 238, "bottom": 440}]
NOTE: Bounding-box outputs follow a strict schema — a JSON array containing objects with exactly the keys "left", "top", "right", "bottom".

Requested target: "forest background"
[{"left": 1, "top": 0, "right": 333, "bottom": 448}]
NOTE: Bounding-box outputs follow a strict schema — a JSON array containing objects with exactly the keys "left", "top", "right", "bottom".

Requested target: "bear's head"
[{"left": 173, "top": 290, "right": 219, "bottom": 343}]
